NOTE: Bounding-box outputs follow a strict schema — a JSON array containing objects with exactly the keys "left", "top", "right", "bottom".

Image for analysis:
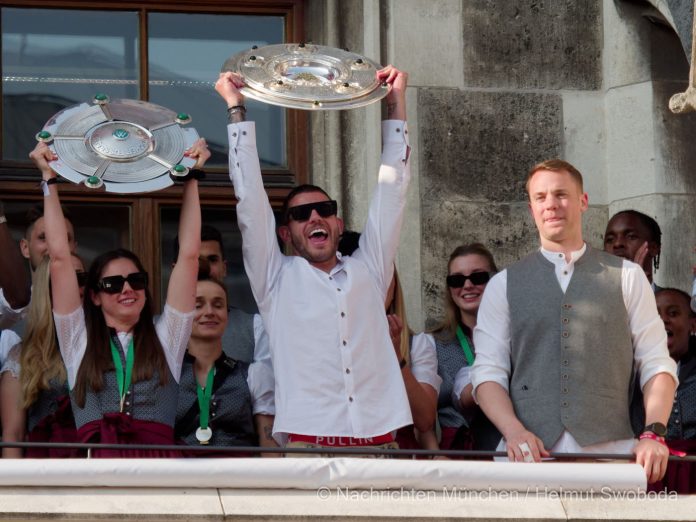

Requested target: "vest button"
[
  {"left": 562, "top": 331, "right": 569, "bottom": 338},
  {"left": 562, "top": 401, "right": 568, "bottom": 407},
  {"left": 563, "top": 387, "right": 568, "bottom": 393},
  {"left": 563, "top": 360, "right": 569, "bottom": 366},
  {"left": 562, "top": 318, "right": 569, "bottom": 324},
  {"left": 562, "top": 374, "right": 569, "bottom": 380}
]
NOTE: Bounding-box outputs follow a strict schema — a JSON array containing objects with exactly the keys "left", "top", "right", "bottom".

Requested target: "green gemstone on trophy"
[
  {"left": 94, "top": 93, "right": 108, "bottom": 101},
  {"left": 38, "top": 131, "right": 51, "bottom": 140},
  {"left": 177, "top": 113, "right": 190, "bottom": 121},
  {"left": 86, "top": 176, "right": 101, "bottom": 186},
  {"left": 173, "top": 164, "right": 186, "bottom": 173},
  {"left": 113, "top": 128, "right": 129, "bottom": 140}
]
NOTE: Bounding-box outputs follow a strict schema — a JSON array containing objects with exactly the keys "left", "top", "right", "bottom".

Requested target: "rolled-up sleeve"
[
  {"left": 409, "top": 333, "right": 441, "bottom": 394},
  {"left": 471, "top": 270, "right": 512, "bottom": 401},
  {"left": 622, "top": 261, "right": 678, "bottom": 389}
]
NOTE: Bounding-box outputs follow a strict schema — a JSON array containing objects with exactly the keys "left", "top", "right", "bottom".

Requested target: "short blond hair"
[{"left": 526, "top": 159, "right": 584, "bottom": 196}]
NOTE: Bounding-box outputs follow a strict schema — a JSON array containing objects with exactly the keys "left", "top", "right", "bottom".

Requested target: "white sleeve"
[
  {"left": 247, "top": 314, "right": 275, "bottom": 415},
  {"left": 0, "top": 288, "right": 28, "bottom": 330},
  {"left": 471, "top": 270, "right": 512, "bottom": 401},
  {"left": 409, "top": 332, "right": 441, "bottom": 394},
  {"left": 352, "top": 121, "right": 410, "bottom": 297},
  {"left": 53, "top": 306, "right": 87, "bottom": 389},
  {"left": 227, "top": 122, "right": 284, "bottom": 313},
  {"left": 155, "top": 304, "right": 194, "bottom": 383},
  {"left": 621, "top": 261, "right": 678, "bottom": 388},
  {"left": 452, "top": 365, "right": 472, "bottom": 411},
  {"left": 0, "top": 335, "right": 22, "bottom": 377}
]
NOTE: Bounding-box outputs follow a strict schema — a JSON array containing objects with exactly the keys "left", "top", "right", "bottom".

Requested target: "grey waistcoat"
[
  {"left": 70, "top": 347, "right": 179, "bottom": 430},
  {"left": 175, "top": 354, "right": 255, "bottom": 447},
  {"left": 222, "top": 308, "right": 255, "bottom": 363},
  {"left": 507, "top": 247, "right": 635, "bottom": 448},
  {"left": 28, "top": 378, "right": 71, "bottom": 432},
  {"left": 435, "top": 336, "right": 469, "bottom": 429}
]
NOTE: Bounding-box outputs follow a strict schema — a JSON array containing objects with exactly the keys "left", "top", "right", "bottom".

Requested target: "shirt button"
[
  {"left": 396, "top": 128, "right": 401, "bottom": 133},
  {"left": 337, "top": 288, "right": 342, "bottom": 292},
  {"left": 329, "top": 276, "right": 333, "bottom": 280},
  {"left": 558, "top": 254, "right": 563, "bottom": 258},
  {"left": 346, "top": 368, "right": 350, "bottom": 374},
  {"left": 242, "top": 131, "right": 247, "bottom": 136},
  {"left": 349, "top": 397, "right": 353, "bottom": 402},
  {"left": 342, "top": 340, "right": 347, "bottom": 346},
  {"left": 341, "top": 312, "right": 345, "bottom": 317},
  {"left": 232, "top": 132, "right": 237, "bottom": 137}
]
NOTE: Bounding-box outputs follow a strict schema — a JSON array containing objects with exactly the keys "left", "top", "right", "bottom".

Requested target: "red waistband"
[{"left": 288, "top": 433, "right": 394, "bottom": 446}]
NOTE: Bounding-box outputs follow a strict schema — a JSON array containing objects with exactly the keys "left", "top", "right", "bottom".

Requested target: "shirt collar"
[{"left": 539, "top": 243, "right": 587, "bottom": 265}]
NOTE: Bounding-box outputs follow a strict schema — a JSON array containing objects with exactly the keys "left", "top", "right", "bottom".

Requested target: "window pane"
[
  {"left": 1, "top": 8, "right": 139, "bottom": 161},
  {"left": 148, "top": 13, "right": 285, "bottom": 169}
]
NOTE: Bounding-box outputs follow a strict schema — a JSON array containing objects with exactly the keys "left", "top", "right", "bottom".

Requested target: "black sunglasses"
[
  {"left": 97, "top": 272, "right": 148, "bottom": 294},
  {"left": 446, "top": 272, "right": 491, "bottom": 288},
  {"left": 287, "top": 200, "right": 338, "bottom": 222},
  {"left": 76, "top": 271, "right": 88, "bottom": 288}
]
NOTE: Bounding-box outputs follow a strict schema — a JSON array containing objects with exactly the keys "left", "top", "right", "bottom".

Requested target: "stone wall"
[{"left": 306, "top": 0, "right": 696, "bottom": 329}]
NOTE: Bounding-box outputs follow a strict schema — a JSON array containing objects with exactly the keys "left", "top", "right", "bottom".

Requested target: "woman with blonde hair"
[
  {"left": 1, "top": 253, "right": 86, "bottom": 458},
  {"left": 423, "top": 243, "right": 501, "bottom": 453}
]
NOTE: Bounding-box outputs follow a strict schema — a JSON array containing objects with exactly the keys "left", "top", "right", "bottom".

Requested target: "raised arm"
[
  {"left": 29, "top": 143, "right": 80, "bottom": 315},
  {"left": 0, "top": 200, "right": 31, "bottom": 315},
  {"left": 165, "top": 139, "right": 206, "bottom": 313},
  {"left": 214, "top": 72, "right": 283, "bottom": 309}
]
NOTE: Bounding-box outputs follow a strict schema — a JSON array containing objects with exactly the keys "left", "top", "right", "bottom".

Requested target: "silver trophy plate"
[
  {"left": 36, "top": 95, "right": 199, "bottom": 194},
  {"left": 221, "top": 43, "right": 389, "bottom": 110}
]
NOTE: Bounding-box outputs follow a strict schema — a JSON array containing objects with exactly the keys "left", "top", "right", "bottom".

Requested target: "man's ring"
[{"left": 518, "top": 442, "right": 534, "bottom": 462}]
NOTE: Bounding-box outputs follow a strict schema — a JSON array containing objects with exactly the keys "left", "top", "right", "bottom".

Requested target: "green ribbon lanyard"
[
  {"left": 109, "top": 336, "right": 134, "bottom": 413},
  {"left": 455, "top": 325, "right": 475, "bottom": 366},
  {"left": 196, "top": 367, "right": 216, "bottom": 431}
]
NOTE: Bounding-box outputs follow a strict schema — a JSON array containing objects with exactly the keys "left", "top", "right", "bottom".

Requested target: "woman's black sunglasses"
[
  {"left": 97, "top": 272, "right": 148, "bottom": 294},
  {"left": 287, "top": 200, "right": 338, "bottom": 222},
  {"left": 446, "top": 272, "right": 491, "bottom": 288}
]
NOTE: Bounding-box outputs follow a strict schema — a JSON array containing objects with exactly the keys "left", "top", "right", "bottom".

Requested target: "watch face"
[{"left": 645, "top": 422, "right": 667, "bottom": 437}]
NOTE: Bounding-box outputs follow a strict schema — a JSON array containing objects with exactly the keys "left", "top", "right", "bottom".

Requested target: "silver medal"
[{"left": 195, "top": 426, "right": 213, "bottom": 444}]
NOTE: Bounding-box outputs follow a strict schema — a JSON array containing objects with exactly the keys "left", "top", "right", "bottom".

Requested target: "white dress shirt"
[
  {"left": 54, "top": 304, "right": 194, "bottom": 389},
  {"left": 247, "top": 314, "right": 275, "bottom": 415},
  {"left": 472, "top": 244, "right": 678, "bottom": 455},
  {"left": 0, "top": 288, "right": 28, "bottom": 330},
  {"left": 0, "top": 329, "right": 21, "bottom": 371},
  {"left": 227, "top": 120, "right": 413, "bottom": 444}
]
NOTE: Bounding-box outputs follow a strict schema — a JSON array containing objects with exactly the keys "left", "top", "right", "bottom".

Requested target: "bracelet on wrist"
[
  {"left": 169, "top": 168, "right": 205, "bottom": 183},
  {"left": 40, "top": 177, "right": 58, "bottom": 197},
  {"left": 639, "top": 432, "right": 687, "bottom": 457},
  {"left": 227, "top": 105, "right": 247, "bottom": 123}
]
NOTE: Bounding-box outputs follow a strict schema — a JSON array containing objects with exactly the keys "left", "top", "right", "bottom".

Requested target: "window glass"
[
  {"left": 1, "top": 8, "right": 139, "bottom": 161},
  {"left": 148, "top": 13, "right": 286, "bottom": 169}
]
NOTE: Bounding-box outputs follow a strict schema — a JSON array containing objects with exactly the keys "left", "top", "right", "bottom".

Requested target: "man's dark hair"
[
  {"left": 280, "top": 184, "right": 332, "bottom": 225},
  {"left": 610, "top": 209, "right": 662, "bottom": 270},
  {"left": 25, "top": 203, "right": 73, "bottom": 238},
  {"left": 172, "top": 224, "right": 225, "bottom": 262}
]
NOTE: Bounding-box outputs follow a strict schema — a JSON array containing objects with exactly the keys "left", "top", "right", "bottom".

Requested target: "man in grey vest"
[{"left": 471, "top": 159, "right": 678, "bottom": 484}]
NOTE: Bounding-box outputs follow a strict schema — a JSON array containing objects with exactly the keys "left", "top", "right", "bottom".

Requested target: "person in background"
[
  {"left": 0, "top": 253, "right": 86, "bottom": 458},
  {"left": 604, "top": 210, "right": 661, "bottom": 289},
  {"left": 0, "top": 199, "right": 31, "bottom": 330},
  {"left": 175, "top": 266, "right": 276, "bottom": 455},
  {"left": 421, "top": 244, "right": 501, "bottom": 454}
]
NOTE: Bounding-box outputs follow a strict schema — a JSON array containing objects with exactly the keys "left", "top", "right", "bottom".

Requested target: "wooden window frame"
[{"left": 0, "top": 0, "right": 306, "bottom": 311}]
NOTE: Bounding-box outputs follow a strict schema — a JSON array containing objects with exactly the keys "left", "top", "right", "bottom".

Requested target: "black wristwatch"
[{"left": 642, "top": 422, "right": 667, "bottom": 437}]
